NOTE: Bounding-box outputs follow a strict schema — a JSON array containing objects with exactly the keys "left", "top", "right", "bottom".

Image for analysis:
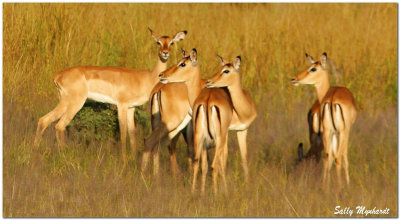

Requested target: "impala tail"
[
  {"left": 322, "top": 102, "right": 346, "bottom": 158},
  {"left": 333, "top": 103, "right": 345, "bottom": 131},
  {"left": 193, "top": 104, "right": 216, "bottom": 148}
]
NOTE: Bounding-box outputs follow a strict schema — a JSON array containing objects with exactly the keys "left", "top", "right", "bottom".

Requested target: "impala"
[
  {"left": 34, "top": 28, "right": 187, "bottom": 162},
  {"left": 291, "top": 52, "right": 357, "bottom": 186},
  {"left": 158, "top": 49, "right": 230, "bottom": 194},
  {"left": 141, "top": 77, "right": 193, "bottom": 176},
  {"left": 206, "top": 55, "right": 258, "bottom": 183}
]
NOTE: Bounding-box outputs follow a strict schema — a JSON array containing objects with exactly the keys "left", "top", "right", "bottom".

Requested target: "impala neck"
[
  {"left": 314, "top": 70, "right": 330, "bottom": 103},
  {"left": 227, "top": 80, "right": 256, "bottom": 121},
  {"left": 185, "top": 66, "right": 205, "bottom": 108},
  {"left": 151, "top": 56, "right": 168, "bottom": 78}
]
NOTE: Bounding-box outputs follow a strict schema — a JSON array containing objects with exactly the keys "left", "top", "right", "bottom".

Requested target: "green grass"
[{"left": 3, "top": 3, "right": 397, "bottom": 217}]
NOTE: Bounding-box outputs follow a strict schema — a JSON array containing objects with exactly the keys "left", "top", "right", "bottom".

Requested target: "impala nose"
[{"left": 291, "top": 78, "right": 299, "bottom": 86}]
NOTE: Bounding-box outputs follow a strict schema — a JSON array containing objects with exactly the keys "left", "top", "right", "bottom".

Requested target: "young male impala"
[
  {"left": 34, "top": 28, "right": 187, "bottom": 162},
  {"left": 291, "top": 52, "right": 357, "bottom": 186},
  {"left": 141, "top": 77, "right": 193, "bottom": 176}
]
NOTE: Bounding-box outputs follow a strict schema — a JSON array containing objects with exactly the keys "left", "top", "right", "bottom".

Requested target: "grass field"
[{"left": 3, "top": 3, "right": 397, "bottom": 217}]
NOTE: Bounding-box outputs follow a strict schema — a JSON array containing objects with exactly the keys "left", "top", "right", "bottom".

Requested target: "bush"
[
  {"left": 68, "top": 102, "right": 152, "bottom": 144},
  {"left": 68, "top": 102, "right": 119, "bottom": 143}
]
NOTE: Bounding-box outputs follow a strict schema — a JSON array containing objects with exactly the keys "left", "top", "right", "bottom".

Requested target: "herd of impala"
[{"left": 33, "top": 28, "right": 357, "bottom": 194}]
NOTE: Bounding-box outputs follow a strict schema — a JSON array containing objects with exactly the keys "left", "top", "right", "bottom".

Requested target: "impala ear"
[
  {"left": 305, "top": 53, "right": 315, "bottom": 64},
  {"left": 148, "top": 27, "right": 160, "bottom": 42},
  {"left": 217, "top": 55, "right": 225, "bottom": 66},
  {"left": 233, "top": 56, "right": 241, "bottom": 70},
  {"left": 172, "top": 30, "right": 187, "bottom": 42},
  {"left": 320, "top": 52, "right": 327, "bottom": 69},
  {"left": 181, "top": 48, "right": 186, "bottom": 57},
  {"left": 190, "top": 48, "right": 198, "bottom": 65}
]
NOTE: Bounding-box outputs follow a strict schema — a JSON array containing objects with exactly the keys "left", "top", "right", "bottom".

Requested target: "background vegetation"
[{"left": 3, "top": 3, "right": 397, "bottom": 217}]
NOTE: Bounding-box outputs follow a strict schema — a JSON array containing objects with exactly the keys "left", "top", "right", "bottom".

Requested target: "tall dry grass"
[{"left": 3, "top": 3, "right": 397, "bottom": 217}]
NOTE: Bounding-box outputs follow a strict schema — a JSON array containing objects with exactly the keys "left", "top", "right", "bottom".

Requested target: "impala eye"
[
  {"left": 310, "top": 67, "right": 317, "bottom": 72},
  {"left": 223, "top": 69, "right": 230, "bottom": 74},
  {"left": 170, "top": 42, "right": 174, "bottom": 46},
  {"left": 157, "top": 42, "right": 161, "bottom": 45},
  {"left": 179, "top": 62, "right": 186, "bottom": 67}
]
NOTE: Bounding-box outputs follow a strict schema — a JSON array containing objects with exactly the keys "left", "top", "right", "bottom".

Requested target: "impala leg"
[
  {"left": 212, "top": 154, "right": 219, "bottom": 195},
  {"left": 322, "top": 131, "right": 334, "bottom": 187},
  {"left": 141, "top": 136, "right": 151, "bottom": 174},
  {"left": 335, "top": 154, "right": 343, "bottom": 187},
  {"left": 321, "top": 103, "right": 336, "bottom": 187},
  {"left": 335, "top": 132, "right": 348, "bottom": 188},
  {"left": 168, "top": 135, "right": 181, "bottom": 176},
  {"left": 213, "top": 135, "right": 228, "bottom": 195},
  {"left": 141, "top": 152, "right": 151, "bottom": 174},
  {"left": 223, "top": 134, "right": 228, "bottom": 169},
  {"left": 182, "top": 122, "right": 194, "bottom": 173},
  {"left": 192, "top": 159, "right": 200, "bottom": 194},
  {"left": 142, "top": 124, "right": 165, "bottom": 174},
  {"left": 237, "top": 129, "right": 249, "bottom": 183},
  {"left": 340, "top": 130, "right": 351, "bottom": 185},
  {"left": 127, "top": 107, "right": 136, "bottom": 159},
  {"left": 192, "top": 137, "right": 202, "bottom": 194},
  {"left": 220, "top": 136, "right": 228, "bottom": 195},
  {"left": 34, "top": 98, "right": 68, "bottom": 148},
  {"left": 55, "top": 97, "right": 86, "bottom": 148},
  {"left": 117, "top": 104, "right": 128, "bottom": 163},
  {"left": 152, "top": 140, "right": 160, "bottom": 176},
  {"left": 315, "top": 133, "right": 324, "bottom": 162},
  {"left": 144, "top": 92, "right": 159, "bottom": 172},
  {"left": 327, "top": 153, "right": 334, "bottom": 188},
  {"left": 322, "top": 153, "right": 333, "bottom": 188},
  {"left": 212, "top": 137, "right": 223, "bottom": 195},
  {"left": 200, "top": 147, "right": 208, "bottom": 195},
  {"left": 192, "top": 106, "right": 206, "bottom": 194},
  {"left": 343, "top": 146, "right": 350, "bottom": 185}
]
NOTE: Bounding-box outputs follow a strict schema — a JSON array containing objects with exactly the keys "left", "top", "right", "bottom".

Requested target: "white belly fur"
[
  {"left": 229, "top": 123, "right": 248, "bottom": 131},
  {"left": 87, "top": 92, "right": 146, "bottom": 107},
  {"left": 87, "top": 92, "right": 117, "bottom": 105},
  {"left": 128, "top": 96, "right": 148, "bottom": 108}
]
